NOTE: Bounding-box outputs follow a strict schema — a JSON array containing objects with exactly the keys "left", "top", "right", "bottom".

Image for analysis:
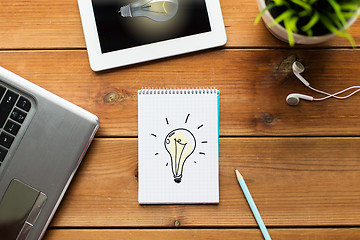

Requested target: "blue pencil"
[{"left": 235, "top": 168, "right": 271, "bottom": 240}]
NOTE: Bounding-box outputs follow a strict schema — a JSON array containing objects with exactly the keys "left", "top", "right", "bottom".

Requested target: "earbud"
[
  {"left": 287, "top": 61, "right": 360, "bottom": 106},
  {"left": 292, "top": 61, "right": 310, "bottom": 87},
  {"left": 286, "top": 93, "right": 314, "bottom": 106}
]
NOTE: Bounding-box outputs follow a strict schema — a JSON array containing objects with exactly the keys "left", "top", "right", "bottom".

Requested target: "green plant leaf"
[
  {"left": 340, "top": 3, "right": 360, "bottom": 11},
  {"left": 342, "top": 11, "right": 358, "bottom": 18},
  {"left": 320, "top": 14, "right": 356, "bottom": 47},
  {"left": 305, "top": 29, "right": 314, "bottom": 36},
  {"left": 301, "top": 11, "right": 320, "bottom": 31},
  {"left": 284, "top": 17, "right": 295, "bottom": 46},
  {"left": 270, "top": 9, "right": 295, "bottom": 27},
  {"left": 289, "top": 16, "right": 300, "bottom": 32},
  {"left": 308, "top": 0, "right": 319, "bottom": 4},
  {"left": 254, "top": 2, "right": 276, "bottom": 24},
  {"left": 290, "top": 0, "right": 312, "bottom": 12},
  {"left": 327, "top": 0, "right": 348, "bottom": 29},
  {"left": 323, "top": 12, "right": 343, "bottom": 29}
]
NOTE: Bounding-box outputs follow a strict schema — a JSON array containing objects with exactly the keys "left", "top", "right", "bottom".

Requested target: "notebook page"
[{"left": 138, "top": 89, "right": 219, "bottom": 204}]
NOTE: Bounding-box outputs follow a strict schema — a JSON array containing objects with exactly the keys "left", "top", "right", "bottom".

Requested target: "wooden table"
[{"left": 1, "top": 1, "right": 360, "bottom": 239}]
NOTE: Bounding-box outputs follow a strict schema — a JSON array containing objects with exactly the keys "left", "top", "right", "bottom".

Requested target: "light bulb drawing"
[
  {"left": 164, "top": 128, "right": 196, "bottom": 183},
  {"left": 151, "top": 114, "right": 207, "bottom": 184},
  {"left": 119, "top": 0, "right": 179, "bottom": 22}
]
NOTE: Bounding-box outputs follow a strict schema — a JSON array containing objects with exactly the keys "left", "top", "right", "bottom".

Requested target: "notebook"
[{"left": 138, "top": 88, "right": 219, "bottom": 204}]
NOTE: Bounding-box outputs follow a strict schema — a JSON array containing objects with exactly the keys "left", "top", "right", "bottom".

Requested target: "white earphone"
[
  {"left": 286, "top": 93, "right": 313, "bottom": 106},
  {"left": 286, "top": 61, "right": 360, "bottom": 106}
]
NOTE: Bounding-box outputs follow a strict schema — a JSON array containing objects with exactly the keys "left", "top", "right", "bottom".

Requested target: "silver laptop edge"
[
  {"left": 39, "top": 122, "right": 98, "bottom": 239},
  {"left": 0, "top": 66, "right": 99, "bottom": 240}
]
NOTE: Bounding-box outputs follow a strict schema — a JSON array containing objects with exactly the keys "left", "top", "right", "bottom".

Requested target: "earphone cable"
[{"left": 309, "top": 85, "right": 360, "bottom": 101}]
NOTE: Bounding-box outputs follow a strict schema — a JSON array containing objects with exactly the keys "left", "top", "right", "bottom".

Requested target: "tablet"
[{"left": 77, "top": 0, "right": 227, "bottom": 71}]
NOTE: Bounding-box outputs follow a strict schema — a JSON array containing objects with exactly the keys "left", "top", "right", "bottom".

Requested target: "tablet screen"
[{"left": 92, "top": 0, "right": 211, "bottom": 54}]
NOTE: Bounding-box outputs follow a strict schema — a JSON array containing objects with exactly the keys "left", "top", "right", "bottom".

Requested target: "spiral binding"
[{"left": 138, "top": 87, "right": 218, "bottom": 95}]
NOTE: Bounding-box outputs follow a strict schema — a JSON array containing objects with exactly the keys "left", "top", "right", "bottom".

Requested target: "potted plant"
[{"left": 255, "top": 0, "right": 360, "bottom": 46}]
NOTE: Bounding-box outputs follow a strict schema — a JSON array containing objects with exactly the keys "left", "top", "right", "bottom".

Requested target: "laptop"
[{"left": 0, "top": 66, "right": 99, "bottom": 240}]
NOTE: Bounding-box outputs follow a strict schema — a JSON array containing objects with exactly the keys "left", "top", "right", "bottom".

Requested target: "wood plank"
[
  {"left": 1, "top": 50, "right": 360, "bottom": 137},
  {"left": 44, "top": 228, "right": 360, "bottom": 240},
  {"left": 0, "top": 0, "right": 84, "bottom": 49},
  {"left": 50, "top": 138, "right": 360, "bottom": 227},
  {"left": 0, "top": 0, "right": 359, "bottom": 49}
]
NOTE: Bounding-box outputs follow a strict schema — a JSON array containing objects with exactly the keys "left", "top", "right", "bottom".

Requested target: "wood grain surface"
[
  {"left": 44, "top": 228, "right": 360, "bottom": 240},
  {"left": 1, "top": 0, "right": 360, "bottom": 239},
  {"left": 1, "top": 50, "right": 360, "bottom": 137},
  {"left": 49, "top": 138, "right": 360, "bottom": 227}
]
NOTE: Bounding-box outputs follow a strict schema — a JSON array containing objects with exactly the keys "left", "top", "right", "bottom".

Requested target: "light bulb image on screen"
[
  {"left": 119, "top": 0, "right": 179, "bottom": 22},
  {"left": 164, "top": 128, "right": 196, "bottom": 183}
]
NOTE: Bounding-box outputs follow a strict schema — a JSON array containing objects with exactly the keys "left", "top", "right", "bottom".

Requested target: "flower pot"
[{"left": 257, "top": 0, "right": 359, "bottom": 45}]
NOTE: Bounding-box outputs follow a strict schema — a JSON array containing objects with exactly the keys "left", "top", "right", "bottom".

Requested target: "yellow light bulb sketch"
[
  {"left": 119, "top": 0, "right": 179, "bottom": 22},
  {"left": 164, "top": 128, "right": 196, "bottom": 183}
]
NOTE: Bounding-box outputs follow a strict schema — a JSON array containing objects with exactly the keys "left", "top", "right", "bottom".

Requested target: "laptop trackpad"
[{"left": 0, "top": 179, "right": 47, "bottom": 240}]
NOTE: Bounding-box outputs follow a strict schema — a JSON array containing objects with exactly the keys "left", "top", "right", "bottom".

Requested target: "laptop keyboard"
[{"left": 0, "top": 85, "right": 31, "bottom": 166}]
